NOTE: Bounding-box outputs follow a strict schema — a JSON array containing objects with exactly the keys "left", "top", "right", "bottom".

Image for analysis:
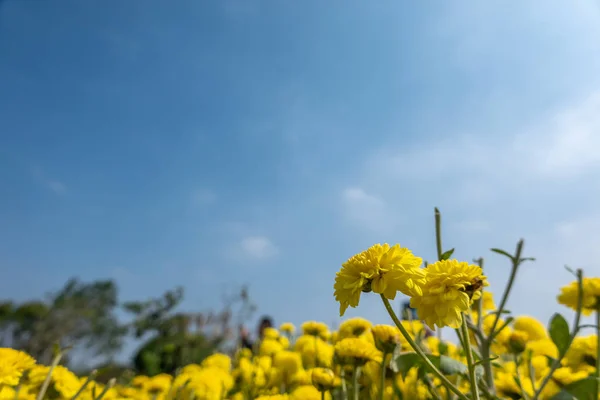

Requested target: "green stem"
[
  {"left": 435, "top": 207, "right": 444, "bottom": 342},
  {"left": 380, "top": 295, "right": 469, "bottom": 400},
  {"left": 594, "top": 308, "right": 600, "bottom": 399},
  {"left": 379, "top": 352, "right": 387, "bottom": 400},
  {"left": 513, "top": 354, "right": 530, "bottom": 400},
  {"left": 434, "top": 207, "right": 443, "bottom": 261},
  {"left": 379, "top": 351, "right": 388, "bottom": 400},
  {"left": 489, "top": 240, "right": 524, "bottom": 337},
  {"left": 36, "top": 351, "right": 64, "bottom": 400},
  {"left": 533, "top": 269, "right": 584, "bottom": 399},
  {"left": 341, "top": 369, "right": 348, "bottom": 400},
  {"left": 321, "top": 391, "right": 325, "bottom": 400},
  {"left": 352, "top": 365, "right": 360, "bottom": 400},
  {"left": 461, "top": 315, "right": 480, "bottom": 400}
]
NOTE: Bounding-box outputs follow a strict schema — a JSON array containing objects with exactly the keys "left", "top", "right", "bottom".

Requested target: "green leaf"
[
  {"left": 440, "top": 249, "right": 455, "bottom": 261},
  {"left": 552, "top": 377, "right": 598, "bottom": 400},
  {"left": 392, "top": 353, "right": 422, "bottom": 376},
  {"left": 392, "top": 353, "right": 467, "bottom": 377},
  {"left": 474, "top": 364, "right": 484, "bottom": 381},
  {"left": 548, "top": 313, "right": 570, "bottom": 356},
  {"left": 437, "top": 355, "right": 468, "bottom": 376},
  {"left": 438, "top": 340, "right": 449, "bottom": 356},
  {"left": 474, "top": 356, "right": 498, "bottom": 366},
  {"left": 490, "top": 248, "right": 514, "bottom": 260}
]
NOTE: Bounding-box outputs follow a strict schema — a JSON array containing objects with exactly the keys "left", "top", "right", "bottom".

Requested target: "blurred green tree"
[
  {"left": 125, "top": 285, "right": 256, "bottom": 376},
  {"left": 0, "top": 278, "right": 126, "bottom": 365}
]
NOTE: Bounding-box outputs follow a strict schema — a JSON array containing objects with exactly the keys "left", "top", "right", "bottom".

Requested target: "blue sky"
[{"left": 2, "top": 0, "right": 600, "bottom": 356}]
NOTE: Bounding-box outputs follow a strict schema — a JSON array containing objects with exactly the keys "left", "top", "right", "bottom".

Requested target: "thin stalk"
[
  {"left": 526, "top": 352, "right": 537, "bottom": 394},
  {"left": 13, "top": 382, "right": 22, "bottom": 400},
  {"left": 352, "top": 365, "right": 360, "bottom": 400},
  {"left": 533, "top": 269, "right": 584, "bottom": 399},
  {"left": 341, "top": 369, "right": 348, "bottom": 400},
  {"left": 71, "top": 371, "right": 98, "bottom": 400},
  {"left": 461, "top": 315, "right": 480, "bottom": 400},
  {"left": 94, "top": 379, "right": 115, "bottom": 400},
  {"left": 381, "top": 295, "right": 469, "bottom": 400},
  {"left": 489, "top": 240, "right": 524, "bottom": 337},
  {"left": 379, "top": 352, "right": 387, "bottom": 400},
  {"left": 321, "top": 391, "right": 325, "bottom": 400},
  {"left": 434, "top": 207, "right": 443, "bottom": 261},
  {"left": 513, "top": 354, "right": 530, "bottom": 400},
  {"left": 434, "top": 208, "right": 444, "bottom": 341},
  {"left": 594, "top": 308, "right": 600, "bottom": 399},
  {"left": 36, "top": 351, "right": 64, "bottom": 400}
]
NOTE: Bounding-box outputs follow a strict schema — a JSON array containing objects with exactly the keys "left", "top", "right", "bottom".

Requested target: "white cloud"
[
  {"left": 240, "top": 236, "right": 278, "bottom": 260},
  {"left": 31, "top": 166, "right": 67, "bottom": 195},
  {"left": 192, "top": 188, "right": 217, "bottom": 206},
  {"left": 341, "top": 187, "right": 389, "bottom": 232},
  {"left": 515, "top": 91, "right": 600, "bottom": 177},
  {"left": 46, "top": 180, "right": 67, "bottom": 195},
  {"left": 347, "top": 89, "right": 600, "bottom": 327}
]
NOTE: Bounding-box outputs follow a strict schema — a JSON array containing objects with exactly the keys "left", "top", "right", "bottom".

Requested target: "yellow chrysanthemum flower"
[
  {"left": 338, "top": 317, "right": 372, "bottom": 339},
  {"left": 310, "top": 368, "right": 338, "bottom": 392},
  {"left": 301, "top": 321, "right": 330, "bottom": 337},
  {"left": 259, "top": 338, "right": 284, "bottom": 357},
  {"left": 263, "top": 327, "right": 280, "bottom": 340},
  {"left": 279, "top": 323, "right": 296, "bottom": 335},
  {"left": 508, "top": 331, "right": 528, "bottom": 354},
  {"left": 334, "top": 244, "right": 426, "bottom": 316},
  {"left": 0, "top": 348, "right": 36, "bottom": 387},
  {"left": 201, "top": 353, "right": 231, "bottom": 371},
  {"left": 410, "top": 259, "right": 488, "bottom": 329},
  {"left": 256, "top": 394, "right": 289, "bottom": 400},
  {"left": 334, "top": 338, "right": 382, "bottom": 366},
  {"left": 564, "top": 335, "right": 597, "bottom": 372},
  {"left": 471, "top": 291, "right": 496, "bottom": 312},
  {"left": 371, "top": 324, "right": 401, "bottom": 353},
  {"left": 290, "top": 384, "right": 330, "bottom": 400},
  {"left": 558, "top": 277, "right": 600, "bottom": 316},
  {"left": 513, "top": 316, "right": 548, "bottom": 341}
]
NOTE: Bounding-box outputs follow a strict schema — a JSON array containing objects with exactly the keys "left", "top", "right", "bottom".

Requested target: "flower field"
[{"left": 2, "top": 212, "right": 599, "bottom": 400}]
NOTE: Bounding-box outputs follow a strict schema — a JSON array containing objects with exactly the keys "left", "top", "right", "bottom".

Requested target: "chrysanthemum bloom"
[
  {"left": 256, "top": 394, "right": 289, "bottom": 400},
  {"left": 0, "top": 348, "right": 36, "bottom": 386},
  {"left": 263, "top": 327, "right": 280, "bottom": 340},
  {"left": 201, "top": 353, "right": 232, "bottom": 371},
  {"left": 295, "top": 336, "right": 334, "bottom": 368},
  {"left": 51, "top": 366, "right": 82, "bottom": 399},
  {"left": 279, "top": 323, "right": 296, "bottom": 335},
  {"left": 291, "top": 385, "right": 330, "bottom": 400},
  {"left": 334, "top": 244, "right": 426, "bottom": 316},
  {"left": 558, "top": 277, "right": 600, "bottom": 316},
  {"left": 409, "top": 259, "right": 488, "bottom": 329},
  {"left": 525, "top": 339, "right": 558, "bottom": 360},
  {"left": 259, "top": 338, "right": 284, "bottom": 357},
  {"left": 311, "top": 368, "right": 338, "bottom": 392},
  {"left": 273, "top": 351, "right": 303, "bottom": 384},
  {"left": 471, "top": 291, "right": 496, "bottom": 312},
  {"left": 542, "top": 367, "right": 590, "bottom": 398},
  {"left": 301, "top": 321, "right": 330, "bottom": 337},
  {"left": 371, "top": 324, "right": 401, "bottom": 353},
  {"left": 513, "top": 316, "right": 548, "bottom": 341},
  {"left": 334, "top": 338, "right": 382, "bottom": 366},
  {"left": 508, "top": 331, "right": 528, "bottom": 354},
  {"left": 564, "top": 335, "right": 597, "bottom": 373},
  {"left": 338, "top": 317, "right": 372, "bottom": 340},
  {"left": 146, "top": 373, "right": 173, "bottom": 394}
]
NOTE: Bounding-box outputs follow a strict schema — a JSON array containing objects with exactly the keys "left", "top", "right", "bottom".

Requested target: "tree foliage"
[{"left": 0, "top": 278, "right": 125, "bottom": 365}]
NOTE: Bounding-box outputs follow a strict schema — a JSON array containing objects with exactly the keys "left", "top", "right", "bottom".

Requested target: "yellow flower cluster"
[
  {"left": 1, "top": 242, "right": 599, "bottom": 400},
  {"left": 1, "top": 303, "right": 597, "bottom": 400},
  {"left": 335, "top": 243, "right": 489, "bottom": 329}
]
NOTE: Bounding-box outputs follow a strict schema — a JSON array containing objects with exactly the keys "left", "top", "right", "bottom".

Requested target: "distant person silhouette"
[{"left": 240, "top": 315, "right": 273, "bottom": 351}]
